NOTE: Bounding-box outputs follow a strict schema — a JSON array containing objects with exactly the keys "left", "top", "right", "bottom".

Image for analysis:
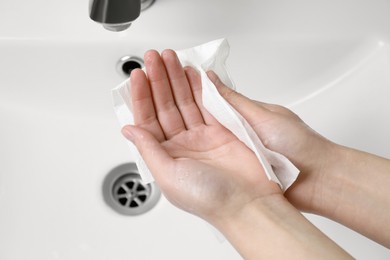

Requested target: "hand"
[
  {"left": 207, "top": 71, "right": 336, "bottom": 212},
  {"left": 208, "top": 72, "right": 390, "bottom": 248},
  {"left": 121, "top": 50, "right": 281, "bottom": 224}
]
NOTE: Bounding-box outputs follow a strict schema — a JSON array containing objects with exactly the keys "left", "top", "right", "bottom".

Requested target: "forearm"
[
  {"left": 307, "top": 144, "right": 390, "bottom": 248},
  {"left": 212, "top": 194, "right": 351, "bottom": 259}
]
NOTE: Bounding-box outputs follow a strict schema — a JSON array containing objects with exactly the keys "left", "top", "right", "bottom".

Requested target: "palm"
[
  {"left": 161, "top": 123, "right": 267, "bottom": 218},
  {"left": 163, "top": 124, "right": 235, "bottom": 162},
  {"left": 127, "top": 50, "right": 280, "bottom": 220}
]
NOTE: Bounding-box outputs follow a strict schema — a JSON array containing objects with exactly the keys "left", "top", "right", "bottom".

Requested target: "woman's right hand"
[
  {"left": 209, "top": 71, "right": 390, "bottom": 248},
  {"left": 207, "top": 71, "right": 338, "bottom": 212}
]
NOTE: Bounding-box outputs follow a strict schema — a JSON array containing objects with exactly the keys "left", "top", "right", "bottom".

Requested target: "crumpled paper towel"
[{"left": 112, "top": 38, "right": 299, "bottom": 192}]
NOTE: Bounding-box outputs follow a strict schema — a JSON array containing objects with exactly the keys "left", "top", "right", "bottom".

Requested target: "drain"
[
  {"left": 103, "top": 163, "right": 161, "bottom": 216},
  {"left": 117, "top": 56, "right": 144, "bottom": 77}
]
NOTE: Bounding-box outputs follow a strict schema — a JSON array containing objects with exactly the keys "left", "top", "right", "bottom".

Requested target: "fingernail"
[
  {"left": 207, "top": 70, "right": 218, "bottom": 84},
  {"left": 121, "top": 126, "right": 135, "bottom": 142}
]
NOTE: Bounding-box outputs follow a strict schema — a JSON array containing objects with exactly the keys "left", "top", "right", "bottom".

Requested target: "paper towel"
[{"left": 112, "top": 38, "right": 299, "bottom": 192}]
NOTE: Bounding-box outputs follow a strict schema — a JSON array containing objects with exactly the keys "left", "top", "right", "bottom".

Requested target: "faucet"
[{"left": 89, "top": 0, "right": 155, "bottom": 32}]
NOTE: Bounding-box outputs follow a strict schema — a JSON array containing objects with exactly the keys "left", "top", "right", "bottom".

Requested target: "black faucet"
[{"left": 89, "top": 0, "right": 154, "bottom": 31}]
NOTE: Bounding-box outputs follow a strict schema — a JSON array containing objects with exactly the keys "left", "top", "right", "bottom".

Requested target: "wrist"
[
  {"left": 284, "top": 139, "right": 344, "bottom": 213},
  {"left": 212, "top": 193, "right": 350, "bottom": 259},
  {"left": 306, "top": 143, "right": 350, "bottom": 215},
  {"left": 212, "top": 194, "right": 292, "bottom": 258},
  {"left": 305, "top": 144, "right": 390, "bottom": 246},
  {"left": 212, "top": 193, "right": 285, "bottom": 231}
]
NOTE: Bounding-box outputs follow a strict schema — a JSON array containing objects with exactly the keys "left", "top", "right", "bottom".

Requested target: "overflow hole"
[
  {"left": 122, "top": 60, "right": 142, "bottom": 76},
  {"left": 117, "top": 56, "right": 144, "bottom": 77}
]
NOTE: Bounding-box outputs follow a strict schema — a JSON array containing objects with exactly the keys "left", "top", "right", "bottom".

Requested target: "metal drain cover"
[{"left": 103, "top": 163, "right": 161, "bottom": 216}]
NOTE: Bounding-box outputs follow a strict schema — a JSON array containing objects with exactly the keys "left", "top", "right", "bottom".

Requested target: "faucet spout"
[{"left": 89, "top": 0, "right": 143, "bottom": 32}]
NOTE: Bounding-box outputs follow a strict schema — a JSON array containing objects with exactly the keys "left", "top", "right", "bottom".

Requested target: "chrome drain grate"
[
  {"left": 103, "top": 163, "right": 161, "bottom": 216},
  {"left": 114, "top": 174, "right": 150, "bottom": 208}
]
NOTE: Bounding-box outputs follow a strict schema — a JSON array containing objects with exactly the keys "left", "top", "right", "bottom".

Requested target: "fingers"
[
  {"left": 144, "top": 50, "right": 186, "bottom": 139},
  {"left": 207, "top": 70, "right": 272, "bottom": 123},
  {"left": 207, "top": 70, "right": 296, "bottom": 118},
  {"left": 184, "top": 67, "right": 219, "bottom": 125},
  {"left": 130, "top": 68, "right": 165, "bottom": 142},
  {"left": 161, "top": 50, "right": 205, "bottom": 129},
  {"left": 135, "top": 50, "right": 242, "bottom": 142}
]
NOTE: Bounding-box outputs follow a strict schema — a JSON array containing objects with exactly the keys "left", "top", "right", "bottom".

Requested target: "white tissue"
[{"left": 112, "top": 38, "right": 299, "bottom": 192}]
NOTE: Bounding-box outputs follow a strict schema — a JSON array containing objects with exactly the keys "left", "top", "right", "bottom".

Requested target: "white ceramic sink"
[{"left": 1, "top": 0, "right": 390, "bottom": 259}]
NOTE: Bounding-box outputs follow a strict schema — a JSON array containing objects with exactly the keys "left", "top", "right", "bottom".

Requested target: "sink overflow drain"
[
  {"left": 117, "top": 56, "right": 144, "bottom": 77},
  {"left": 103, "top": 163, "right": 161, "bottom": 216}
]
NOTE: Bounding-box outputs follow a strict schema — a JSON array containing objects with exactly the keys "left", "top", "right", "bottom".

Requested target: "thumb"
[
  {"left": 207, "top": 70, "right": 270, "bottom": 123},
  {"left": 121, "top": 125, "right": 174, "bottom": 184}
]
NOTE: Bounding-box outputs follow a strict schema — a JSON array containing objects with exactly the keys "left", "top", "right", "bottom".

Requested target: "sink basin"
[{"left": 1, "top": 0, "right": 390, "bottom": 259}]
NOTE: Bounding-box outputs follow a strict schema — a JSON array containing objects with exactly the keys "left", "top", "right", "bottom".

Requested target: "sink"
[{"left": 1, "top": 0, "right": 390, "bottom": 259}]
